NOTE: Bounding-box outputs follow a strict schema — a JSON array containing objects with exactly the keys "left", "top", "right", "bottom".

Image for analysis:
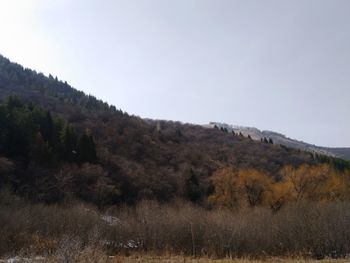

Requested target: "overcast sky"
[{"left": 0, "top": 0, "right": 349, "bottom": 147}]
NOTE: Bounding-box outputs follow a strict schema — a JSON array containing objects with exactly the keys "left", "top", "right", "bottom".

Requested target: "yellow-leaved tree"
[
  {"left": 265, "top": 180, "right": 293, "bottom": 212},
  {"left": 280, "top": 164, "right": 347, "bottom": 202},
  {"left": 208, "top": 167, "right": 273, "bottom": 209},
  {"left": 208, "top": 164, "right": 350, "bottom": 211},
  {"left": 237, "top": 169, "right": 273, "bottom": 207},
  {"left": 208, "top": 167, "right": 240, "bottom": 209}
]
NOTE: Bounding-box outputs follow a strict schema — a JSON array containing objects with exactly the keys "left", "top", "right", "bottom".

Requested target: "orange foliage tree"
[
  {"left": 208, "top": 164, "right": 350, "bottom": 211},
  {"left": 237, "top": 169, "right": 272, "bottom": 207},
  {"left": 280, "top": 164, "right": 348, "bottom": 202},
  {"left": 208, "top": 167, "right": 273, "bottom": 209},
  {"left": 208, "top": 167, "right": 240, "bottom": 209},
  {"left": 265, "top": 180, "right": 293, "bottom": 212}
]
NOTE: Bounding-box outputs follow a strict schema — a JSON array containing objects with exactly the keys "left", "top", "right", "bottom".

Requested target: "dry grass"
[
  {"left": 2, "top": 191, "right": 350, "bottom": 260},
  {"left": 109, "top": 255, "right": 347, "bottom": 263},
  {"left": 1, "top": 255, "right": 346, "bottom": 263}
]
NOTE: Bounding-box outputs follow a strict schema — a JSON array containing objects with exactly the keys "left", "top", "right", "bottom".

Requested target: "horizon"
[{"left": 0, "top": 0, "right": 349, "bottom": 147}]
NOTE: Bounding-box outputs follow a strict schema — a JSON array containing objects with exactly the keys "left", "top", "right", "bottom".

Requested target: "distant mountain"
[
  {"left": 321, "top": 147, "right": 350, "bottom": 161},
  {"left": 205, "top": 122, "right": 350, "bottom": 161}
]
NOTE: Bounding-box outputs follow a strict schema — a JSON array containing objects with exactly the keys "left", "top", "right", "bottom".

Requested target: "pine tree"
[
  {"left": 5, "top": 96, "right": 24, "bottom": 111},
  {"left": 77, "top": 133, "right": 97, "bottom": 163},
  {"left": 0, "top": 105, "right": 7, "bottom": 150},
  {"left": 60, "top": 124, "right": 78, "bottom": 162},
  {"left": 185, "top": 169, "right": 201, "bottom": 203},
  {"left": 30, "top": 133, "right": 55, "bottom": 167},
  {"left": 40, "top": 111, "right": 54, "bottom": 143}
]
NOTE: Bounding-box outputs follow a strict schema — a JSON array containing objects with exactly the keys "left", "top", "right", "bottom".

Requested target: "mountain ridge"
[{"left": 205, "top": 122, "right": 350, "bottom": 160}]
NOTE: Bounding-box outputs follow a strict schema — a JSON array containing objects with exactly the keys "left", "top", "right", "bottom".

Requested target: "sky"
[{"left": 0, "top": 0, "right": 349, "bottom": 147}]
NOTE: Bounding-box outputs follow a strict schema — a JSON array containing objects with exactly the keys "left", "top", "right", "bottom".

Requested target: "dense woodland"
[{"left": 0, "top": 54, "right": 349, "bottom": 208}]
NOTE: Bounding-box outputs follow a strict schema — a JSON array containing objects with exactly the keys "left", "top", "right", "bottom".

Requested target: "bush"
[{"left": 2, "top": 193, "right": 350, "bottom": 259}]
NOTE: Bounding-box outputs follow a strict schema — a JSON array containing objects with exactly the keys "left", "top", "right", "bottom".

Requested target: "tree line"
[
  {"left": 0, "top": 96, "right": 105, "bottom": 203},
  {"left": 0, "top": 96, "right": 97, "bottom": 165}
]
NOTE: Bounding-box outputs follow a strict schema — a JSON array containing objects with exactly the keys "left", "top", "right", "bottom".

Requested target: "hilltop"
[{"left": 206, "top": 122, "right": 350, "bottom": 160}]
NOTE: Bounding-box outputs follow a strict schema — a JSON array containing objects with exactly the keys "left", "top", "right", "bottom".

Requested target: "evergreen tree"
[
  {"left": 60, "top": 124, "right": 78, "bottom": 162},
  {"left": 5, "top": 96, "right": 24, "bottom": 111},
  {"left": 4, "top": 100, "right": 36, "bottom": 157},
  {"left": 77, "top": 133, "right": 97, "bottom": 163},
  {"left": 175, "top": 129, "right": 182, "bottom": 137},
  {"left": 0, "top": 105, "right": 7, "bottom": 151},
  {"left": 185, "top": 169, "right": 201, "bottom": 203},
  {"left": 30, "top": 133, "right": 55, "bottom": 167},
  {"left": 51, "top": 118, "right": 64, "bottom": 151},
  {"left": 40, "top": 111, "right": 54, "bottom": 143}
]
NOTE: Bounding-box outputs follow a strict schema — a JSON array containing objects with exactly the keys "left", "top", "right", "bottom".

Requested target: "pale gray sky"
[{"left": 0, "top": 0, "right": 349, "bottom": 147}]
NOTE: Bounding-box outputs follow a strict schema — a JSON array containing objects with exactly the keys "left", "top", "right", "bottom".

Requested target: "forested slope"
[{"left": 0, "top": 54, "right": 345, "bottom": 206}]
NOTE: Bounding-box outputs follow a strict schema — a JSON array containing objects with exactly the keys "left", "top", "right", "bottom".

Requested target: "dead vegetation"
[{"left": 2, "top": 190, "right": 350, "bottom": 260}]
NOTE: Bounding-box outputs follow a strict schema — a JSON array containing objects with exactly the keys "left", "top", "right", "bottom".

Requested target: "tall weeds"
[{"left": 1, "top": 192, "right": 350, "bottom": 259}]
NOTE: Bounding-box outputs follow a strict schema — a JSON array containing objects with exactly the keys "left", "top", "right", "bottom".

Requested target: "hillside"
[
  {"left": 0, "top": 54, "right": 347, "bottom": 205},
  {"left": 321, "top": 147, "right": 350, "bottom": 161},
  {"left": 207, "top": 122, "right": 350, "bottom": 160}
]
